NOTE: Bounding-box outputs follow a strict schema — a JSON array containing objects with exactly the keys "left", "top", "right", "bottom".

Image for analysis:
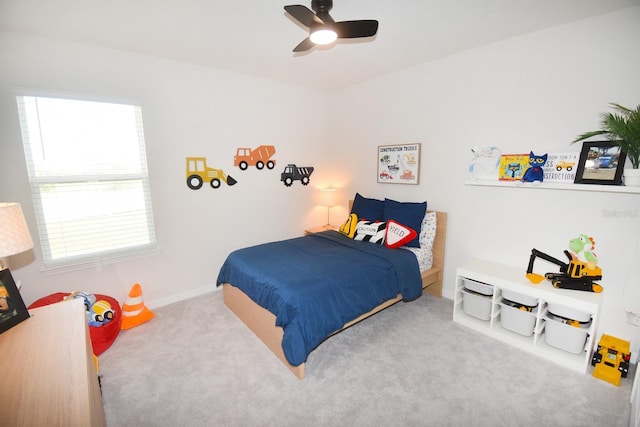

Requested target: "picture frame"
[
  {"left": 0, "top": 268, "right": 30, "bottom": 335},
  {"left": 543, "top": 152, "right": 580, "bottom": 183},
  {"left": 574, "top": 141, "right": 626, "bottom": 186},
  {"left": 377, "top": 143, "right": 421, "bottom": 184}
]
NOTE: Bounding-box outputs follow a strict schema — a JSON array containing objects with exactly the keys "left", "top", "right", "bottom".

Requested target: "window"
[{"left": 16, "top": 95, "right": 157, "bottom": 269}]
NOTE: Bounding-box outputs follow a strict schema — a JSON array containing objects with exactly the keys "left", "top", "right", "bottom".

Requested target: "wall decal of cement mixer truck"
[
  {"left": 234, "top": 145, "right": 276, "bottom": 170},
  {"left": 186, "top": 157, "right": 237, "bottom": 189}
]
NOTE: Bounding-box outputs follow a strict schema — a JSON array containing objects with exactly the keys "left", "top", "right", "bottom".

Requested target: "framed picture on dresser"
[{"left": 0, "top": 268, "right": 30, "bottom": 335}]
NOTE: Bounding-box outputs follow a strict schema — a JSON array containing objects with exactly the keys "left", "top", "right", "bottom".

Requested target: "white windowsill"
[{"left": 40, "top": 246, "right": 162, "bottom": 276}]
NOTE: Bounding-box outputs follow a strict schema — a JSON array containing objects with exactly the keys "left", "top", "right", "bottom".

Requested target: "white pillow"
[
  {"left": 353, "top": 220, "right": 386, "bottom": 245},
  {"left": 419, "top": 211, "right": 437, "bottom": 249}
]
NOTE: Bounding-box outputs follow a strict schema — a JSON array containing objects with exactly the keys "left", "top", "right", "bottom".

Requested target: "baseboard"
[
  {"left": 442, "top": 289, "right": 454, "bottom": 300},
  {"left": 146, "top": 284, "right": 219, "bottom": 309}
]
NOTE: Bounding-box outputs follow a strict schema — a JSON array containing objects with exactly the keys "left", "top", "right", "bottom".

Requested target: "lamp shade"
[
  {"left": 319, "top": 188, "right": 338, "bottom": 207},
  {"left": 0, "top": 203, "right": 34, "bottom": 258}
]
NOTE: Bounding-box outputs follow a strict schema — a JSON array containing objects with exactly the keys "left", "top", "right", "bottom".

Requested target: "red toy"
[{"left": 29, "top": 292, "right": 122, "bottom": 355}]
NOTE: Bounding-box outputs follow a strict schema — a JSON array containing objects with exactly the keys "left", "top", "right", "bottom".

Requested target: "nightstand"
[{"left": 304, "top": 225, "right": 338, "bottom": 235}]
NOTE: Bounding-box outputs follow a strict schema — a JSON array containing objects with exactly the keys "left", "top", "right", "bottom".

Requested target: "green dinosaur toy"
[{"left": 569, "top": 234, "right": 598, "bottom": 270}]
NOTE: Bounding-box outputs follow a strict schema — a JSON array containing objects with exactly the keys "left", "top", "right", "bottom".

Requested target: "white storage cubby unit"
[{"left": 453, "top": 258, "right": 603, "bottom": 374}]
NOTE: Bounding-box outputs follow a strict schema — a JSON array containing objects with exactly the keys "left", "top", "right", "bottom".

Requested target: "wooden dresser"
[{"left": 0, "top": 298, "right": 106, "bottom": 426}]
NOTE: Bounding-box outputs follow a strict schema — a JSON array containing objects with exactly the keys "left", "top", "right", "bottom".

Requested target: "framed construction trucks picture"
[{"left": 378, "top": 143, "right": 421, "bottom": 184}]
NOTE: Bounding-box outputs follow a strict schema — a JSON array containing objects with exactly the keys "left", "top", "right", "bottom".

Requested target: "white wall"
[
  {"left": 1, "top": 7, "right": 639, "bottom": 360},
  {"left": 328, "top": 7, "right": 640, "bottom": 359},
  {"left": 0, "top": 32, "right": 332, "bottom": 308}
]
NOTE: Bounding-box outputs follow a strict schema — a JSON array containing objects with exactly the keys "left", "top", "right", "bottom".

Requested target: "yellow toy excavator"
[{"left": 526, "top": 248, "right": 603, "bottom": 293}]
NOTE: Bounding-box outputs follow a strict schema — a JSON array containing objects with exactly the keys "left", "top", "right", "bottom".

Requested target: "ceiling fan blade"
[
  {"left": 334, "top": 20, "right": 379, "bottom": 39},
  {"left": 284, "top": 5, "right": 323, "bottom": 28},
  {"left": 293, "top": 37, "right": 315, "bottom": 53}
]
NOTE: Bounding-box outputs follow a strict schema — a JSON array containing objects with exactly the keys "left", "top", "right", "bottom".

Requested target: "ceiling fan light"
[{"left": 310, "top": 29, "right": 337, "bottom": 45}]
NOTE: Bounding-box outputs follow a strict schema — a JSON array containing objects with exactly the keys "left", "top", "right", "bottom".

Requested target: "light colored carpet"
[{"left": 99, "top": 290, "right": 633, "bottom": 426}]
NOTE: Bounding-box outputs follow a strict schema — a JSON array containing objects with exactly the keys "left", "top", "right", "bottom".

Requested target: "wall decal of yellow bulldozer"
[{"left": 186, "top": 157, "right": 237, "bottom": 190}]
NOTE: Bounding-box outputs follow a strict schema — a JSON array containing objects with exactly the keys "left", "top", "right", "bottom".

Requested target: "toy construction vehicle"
[
  {"left": 234, "top": 145, "right": 276, "bottom": 171},
  {"left": 280, "top": 164, "right": 314, "bottom": 187},
  {"left": 592, "top": 334, "right": 631, "bottom": 386},
  {"left": 186, "top": 157, "right": 237, "bottom": 189},
  {"left": 526, "top": 248, "right": 603, "bottom": 292}
]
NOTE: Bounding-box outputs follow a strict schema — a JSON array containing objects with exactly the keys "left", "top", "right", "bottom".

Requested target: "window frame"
[{"left": 16, "top": 93, "right": 159, "bottom": 272}]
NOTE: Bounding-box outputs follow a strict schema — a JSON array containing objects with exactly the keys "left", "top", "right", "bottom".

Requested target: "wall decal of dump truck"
[
  {"left": 234, "top": 145, "right": 276, "bottom": 170},
  {"left": 281, "top": 164, "right": 314, "bottom": 187},
  {"left": 186, "top": 157, "right": 237, "bottom": 189}
]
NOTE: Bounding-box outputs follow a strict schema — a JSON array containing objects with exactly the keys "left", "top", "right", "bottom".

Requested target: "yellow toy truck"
[
  {"left": 555, "top": 160, "right": 576, "bottom": 171},
  {"left": 591, "top": 334, "right": 631, "bottom": 386}
]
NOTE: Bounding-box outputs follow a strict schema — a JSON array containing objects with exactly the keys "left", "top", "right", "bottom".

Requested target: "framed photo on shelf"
[
  {"left": 574, "top": 141, "right": 626, "bottom": 186},
  {"left": 0, "top": 268, "right": 30, "bottom": 335},
  {"left": 377, "top": 143, "right": 421, "bottom": 184}
]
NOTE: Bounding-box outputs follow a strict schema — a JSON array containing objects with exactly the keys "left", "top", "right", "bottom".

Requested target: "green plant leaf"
[{"left": 572, "top": 103, "right": 640, "bottom": 169}]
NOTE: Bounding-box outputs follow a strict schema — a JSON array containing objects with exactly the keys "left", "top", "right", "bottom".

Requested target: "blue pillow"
[
  {"left": 383, "top": 198, "right": 427, "bottom": 248},
  {"left": 351, "top": 193, "right": 384, "bottom": 222}
]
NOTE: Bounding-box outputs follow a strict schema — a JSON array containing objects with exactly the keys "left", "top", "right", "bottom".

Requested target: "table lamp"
[
  {"left": 319, "top": 188, "right": 338, "bottom": 229},
  {"left": 0, "top": 203, "right": 34, "bottom": 271}
]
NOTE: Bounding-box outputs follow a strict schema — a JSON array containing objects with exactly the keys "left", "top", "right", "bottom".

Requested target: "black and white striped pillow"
[{"left": 353, "top": 220, "right": 386, "bottom": 245}]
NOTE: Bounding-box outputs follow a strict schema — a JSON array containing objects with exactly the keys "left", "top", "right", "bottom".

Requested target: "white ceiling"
[{"left": 1, "top": 0, "right": 639, "bottom": 92}]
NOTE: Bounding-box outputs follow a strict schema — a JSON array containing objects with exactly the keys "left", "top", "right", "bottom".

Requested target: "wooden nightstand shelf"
[
  {"left": 0, "top": 298, "right": 106, "bottom": 426},
  {"left": 304, "top": 225, "right": 338, "bottom": 235}
]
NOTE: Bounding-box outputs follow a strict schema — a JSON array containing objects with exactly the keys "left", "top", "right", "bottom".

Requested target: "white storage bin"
[
  {"left": 461, "top": 287, "right": 492, "bottom": 320},
  {"left": 461, "top": 278, "right": 493, "bottom": 296},
  {"left": 501, "top": 289, "right": 538, "bottom": 307},
  {"left": 547, "top": 303, "right": 590, "bottom": 323},
  {"left": 544, "top": 313, "right": 591, "bottom": 354},
  {"left": 499, "top": 299, "right": 537, "bottom": 336}
]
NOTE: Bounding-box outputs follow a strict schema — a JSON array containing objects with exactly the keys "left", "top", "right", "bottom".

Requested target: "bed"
[{"left": 217, "top": 203, "right": 447, "bottom": 379}]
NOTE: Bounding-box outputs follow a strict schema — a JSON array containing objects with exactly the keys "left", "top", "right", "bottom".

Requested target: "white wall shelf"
[
  {"left": 453, "top": 258, "right": 603, "bottom": 374},
  {"left": 465, "top": 180, "right": 640, "bottom": 194}
]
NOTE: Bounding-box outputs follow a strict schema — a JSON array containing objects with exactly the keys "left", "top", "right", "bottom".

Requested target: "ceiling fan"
[{"left": 284, "top": 0, "right": 379, "bottom": 53}]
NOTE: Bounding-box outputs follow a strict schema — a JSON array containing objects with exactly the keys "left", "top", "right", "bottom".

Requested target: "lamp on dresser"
[
  {"left": 0, "top": 202, "right": 34, "bottom": 271},
  {"left": 319, "top": 188, "right": 338, "bottom": 229}
]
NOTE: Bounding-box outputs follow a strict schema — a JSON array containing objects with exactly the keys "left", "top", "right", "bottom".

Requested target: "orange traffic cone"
[{"left": 120, "top": 283, "right": 154, "bottom": 330}]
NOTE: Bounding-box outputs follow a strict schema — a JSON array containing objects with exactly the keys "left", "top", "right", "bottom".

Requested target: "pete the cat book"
[{"left": 498, "top": 154, "right": 530, "bottom": 181}]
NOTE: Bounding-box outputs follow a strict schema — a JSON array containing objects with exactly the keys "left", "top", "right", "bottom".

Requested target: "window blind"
[{"left": 16, "top": 95, "right": 157, "bottom": 269}]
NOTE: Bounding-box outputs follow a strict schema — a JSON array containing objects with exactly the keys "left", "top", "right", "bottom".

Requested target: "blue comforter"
[{"left": 216, "top": 231, "right": 422, "bottom": 366}]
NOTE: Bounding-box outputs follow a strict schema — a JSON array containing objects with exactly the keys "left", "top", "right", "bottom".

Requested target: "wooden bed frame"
[{"left": 222, "top": 210, "right": 447, "bottom": 379}]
